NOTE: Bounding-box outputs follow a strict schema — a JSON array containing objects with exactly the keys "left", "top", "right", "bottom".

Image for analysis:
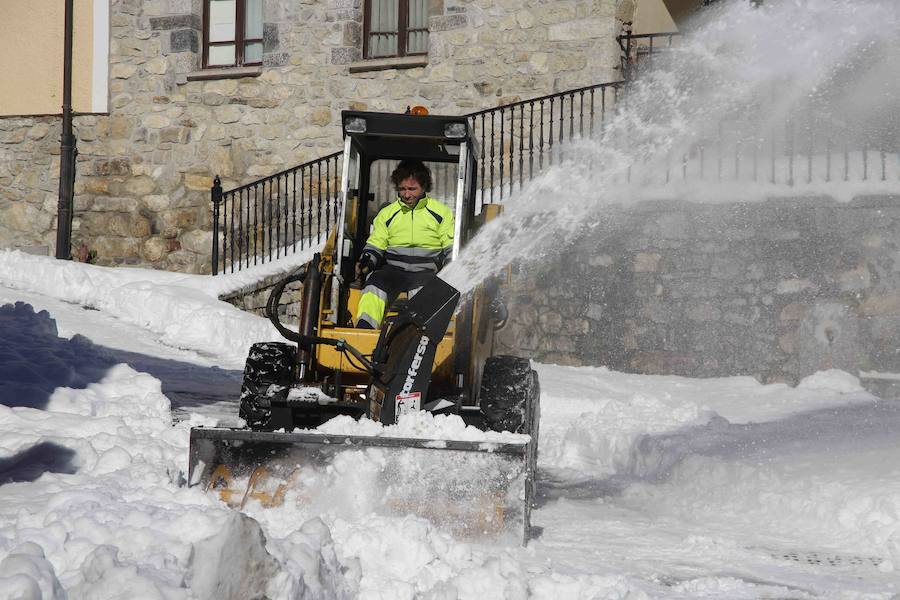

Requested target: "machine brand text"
[{"left": 401, "top": 335, "right": 430, "bottom": 394}]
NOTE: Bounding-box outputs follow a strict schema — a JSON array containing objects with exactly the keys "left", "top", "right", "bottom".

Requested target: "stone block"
[
  {"left": 263, "top": 52, "right": 289, "bottom": 67},
  {"left": 185, "top": 173, "right": 214, "bottom": 190},
  {"left": 548, "top": 19, "right": 608, "bottom": 42},
  {"left": 83, "top": 178, "right": 111, "bottom": 195},
  {"left": 142, "top": 114, "right": 172, "bottom": 129},
  {"left": 180, "top": 229, "right": 212, "bottom": 254},
  {"left": 93, "top": 236, "right": 141, "bottom": 260},
  {"left": 149, "top": 14, "right": 201, "bottom": 31},
  {"left": 142, "top": 194, "right": 171, "bottom": 212},
  {"left": 330, "top": 47, "right": 360, "bottom": 65},
  {"left": 341, "top": 21, "right": 361, "bottom": 47},
  {"left": 238, "top": 82, "right": 262, "bottom": 98},
  {"left": 248, "top": 97, "right": 280, "bottom": 109},
  {"left": 860, "top": 294, "right": 900, "bottom": 316},
  {"left": 94, "top": 159, "right": 132, "bottom": 177},
  {"left": 215, "top": 105, "right": 243, "bottom": 124},
  {"left": 142, "top": 236, "right": 169, "bottom": 261},
  {"left": 431, "top": 13, "right": 467, "bottom": 31},
  {"left": 111, "top": 64, "right": 138, "bottom": 79},
  {"left": 125, "top": 177, "right": 158, "bottom": 196},
  {"left": 160, "top": 126, "right": 190, "bottom": 144},
  {"left": 26, "top": 124, "right": 51, "bottom": 140},
  {"left": 263, "top": 23, "right": 280, "bottom": 53},
  {"left": 202, "top": 92, "right": 228, "bottom": 106},
  {"left": 205, "top": 79, "right": 239, "bottom": 95},
  {"left": 0, "top": 203, "right": 37, "bottom": 232},
  {"left": 170, "top": 29, "right": 199, "bottom": 53},
  {"left": 144, "top": 57, "right": 169, "bottom": 75},
  {"left": 515, "top": 10, "right": 535, "bottom": 29},
  {"left": 111, "top": 93, "right": 133, "bottom": 109},
  {"left": 308, "top": 107, "right": 332, "bottom": 127},
  {"left": 780, "top": 302, "right": 809, "bottom": 322}
]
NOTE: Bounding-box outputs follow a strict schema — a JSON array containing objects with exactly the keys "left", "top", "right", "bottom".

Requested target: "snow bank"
[
  {"left": 535, "top": 364, "right": 877, "bottom": 483},
  {"left": 0, "top": 250, "right": 316, "bottom": 365}
]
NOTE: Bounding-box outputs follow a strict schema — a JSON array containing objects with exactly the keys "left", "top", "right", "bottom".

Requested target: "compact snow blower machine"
[{"left": 188, "top": 109, "right": 540, "bottom": 544}]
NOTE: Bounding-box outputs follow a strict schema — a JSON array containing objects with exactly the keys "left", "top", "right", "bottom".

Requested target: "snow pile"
[
  {"left": 314, "top": 411, "right": 530, "bottom": 444},
  {"left": 0, "top": 249, "right": 316, "bottom": 366},
  {"left": 0, "top": 303, "right": 343, "bottom": 598},
  {"left": 535, "top": 364, "right": 876, "bottom": 483}
]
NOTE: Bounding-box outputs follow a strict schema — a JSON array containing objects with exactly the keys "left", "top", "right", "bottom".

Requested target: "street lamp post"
[{"left": 55, "top": 0, "right": 77, "bottom": 260}]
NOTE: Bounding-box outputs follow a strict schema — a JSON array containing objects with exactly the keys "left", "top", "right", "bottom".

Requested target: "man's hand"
[{"left": 357, "top": 250, "right": 378, "bottom": 277}]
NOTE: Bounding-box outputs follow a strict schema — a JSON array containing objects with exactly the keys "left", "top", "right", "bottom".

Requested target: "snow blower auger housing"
[{"left": 189, "top": 110, "right": 540, "bottom": 544}]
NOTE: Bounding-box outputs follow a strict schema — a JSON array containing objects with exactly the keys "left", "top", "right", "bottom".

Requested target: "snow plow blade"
[{"left": 188, "top": 427, "right": 537, "bottom": 544}]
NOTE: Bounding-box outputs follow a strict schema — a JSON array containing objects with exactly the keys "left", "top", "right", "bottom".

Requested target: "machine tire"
[
  {"left": 479, "top": 355, "right": 540, "bottom": 435},
  {"left": 239, "top": 342, "right": 296, "bottom": 430}
]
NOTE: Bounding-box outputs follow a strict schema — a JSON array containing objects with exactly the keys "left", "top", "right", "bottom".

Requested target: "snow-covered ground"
[{"left": 2, "top": 251, "right": 899, "bottom": 599}]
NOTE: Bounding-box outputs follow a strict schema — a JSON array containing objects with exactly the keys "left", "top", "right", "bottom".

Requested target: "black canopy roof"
[{"left": 341, "top": 110, "right": 474, "bottom": 164}]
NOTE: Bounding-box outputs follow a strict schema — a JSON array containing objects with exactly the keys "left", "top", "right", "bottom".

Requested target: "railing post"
[{"left": 211, "top": 175, "right": 222, "bottom": 275}]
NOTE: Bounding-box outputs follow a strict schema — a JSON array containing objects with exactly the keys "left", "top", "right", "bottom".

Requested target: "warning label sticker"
[{"left": 395, "top": 392, "right": 422, "bottom": 418}]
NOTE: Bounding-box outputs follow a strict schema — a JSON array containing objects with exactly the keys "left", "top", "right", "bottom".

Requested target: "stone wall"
[
  {"left": 0, "top": 0, "right": 631, "bottom": 271},
  {"left": 494, "top": 196, "right": 900, "bottom": 384}
]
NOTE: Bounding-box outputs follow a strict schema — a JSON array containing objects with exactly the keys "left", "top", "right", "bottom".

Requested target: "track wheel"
[
  {"left": 239, "top": 342, "right": 296, "bottom": 430},
  {"left": 479, "top": 355, "right": 540, "bottom": 435}
]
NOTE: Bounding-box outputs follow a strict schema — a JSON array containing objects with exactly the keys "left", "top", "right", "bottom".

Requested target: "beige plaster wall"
[
  {"left": 0, "top": 0, "right": 95, "bottom": 116},
  {"left": 633, "top": 0, "right": 678, "bottom": 34},
  {"left": 660, "top": 0, "right": 702, "bottom": 24}
]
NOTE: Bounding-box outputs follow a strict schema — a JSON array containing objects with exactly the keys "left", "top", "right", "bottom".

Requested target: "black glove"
[
  {"left": 357, "top": 250, "right": 379, "bottom": 276},
  {"left": 436, "top": 249, "right": 452, "bottom": 271}
]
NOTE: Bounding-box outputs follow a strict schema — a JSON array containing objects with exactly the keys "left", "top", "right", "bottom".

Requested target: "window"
[
  {"left": 364, "top": 0, "right": 428, "bottom": 59},
  {"left": 203, "top": 0, "right": 263, "bottom": 68}
]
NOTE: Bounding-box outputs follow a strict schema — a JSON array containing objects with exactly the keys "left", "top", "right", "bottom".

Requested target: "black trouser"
[{"left": 356, "top": 265, "right": 436, "bottom": 328}]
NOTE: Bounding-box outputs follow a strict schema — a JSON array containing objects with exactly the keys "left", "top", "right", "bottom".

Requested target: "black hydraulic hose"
[
  {"left": 265, "top": 266, "right": 376, "bottom": 374},
  {"left": 265, "top": 265, "right": 307, "bottom": 342}
]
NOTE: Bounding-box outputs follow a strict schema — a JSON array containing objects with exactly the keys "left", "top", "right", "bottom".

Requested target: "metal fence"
[
  {"left": 617, "top": 28, "right": 680, "bottom": 81},
  {"left": 615, "top": 94, "right": 900, "bottom": 190},
  {"left": 466, "top": 82, "right": 624, "bottom": 204},
  {"left": 211, "top": 152, "right": 342, "bottom": 274}
]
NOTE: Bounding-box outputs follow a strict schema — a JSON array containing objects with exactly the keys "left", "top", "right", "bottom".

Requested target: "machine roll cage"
[{"left": 331, "top": 110, "right": 480, "bottom": 323}]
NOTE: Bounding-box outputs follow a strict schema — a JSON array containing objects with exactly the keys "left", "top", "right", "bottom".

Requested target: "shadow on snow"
[
  {"left": 536, "top": 396, "right": 898, "bottom": 506},
  {"left": 0, "top": 442, "right": 78, "bottom": 484},
  {"left": 0, "top": 301, "right": 241, "bottom": 415}
]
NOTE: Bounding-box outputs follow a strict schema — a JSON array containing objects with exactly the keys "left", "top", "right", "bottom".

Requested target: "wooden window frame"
[
  {"left": 202, "top": 0, "right": 264, "bottom": 69},
  {"left": 363, "top": 0, "right": 429, "bottom": 60}
]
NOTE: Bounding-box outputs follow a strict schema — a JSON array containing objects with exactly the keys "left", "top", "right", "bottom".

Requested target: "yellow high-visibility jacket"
[{"left": 364, "top": 197, "right": 454, "bottom": 272}]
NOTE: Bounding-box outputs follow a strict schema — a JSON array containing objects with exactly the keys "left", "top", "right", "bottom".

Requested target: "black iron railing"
[
  {"left": 617, "top": 28, "right": 681, "bottom": 81},
  {"left": 211, "top": 151, "right": 342, "bottom": 274},
  {"left": 211, "top": 82, "right": 626, "bottom": 274},
  {"left": 618, "top": 102, "right": 900, "bottom": 189},
  {"left": 467, "top": 81, "right": 624, "bottom": 204}
]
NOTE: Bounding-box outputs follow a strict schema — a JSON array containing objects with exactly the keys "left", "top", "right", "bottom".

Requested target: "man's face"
[{"left": 397, "top": 176, "right": 425, "bottom": 207}]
